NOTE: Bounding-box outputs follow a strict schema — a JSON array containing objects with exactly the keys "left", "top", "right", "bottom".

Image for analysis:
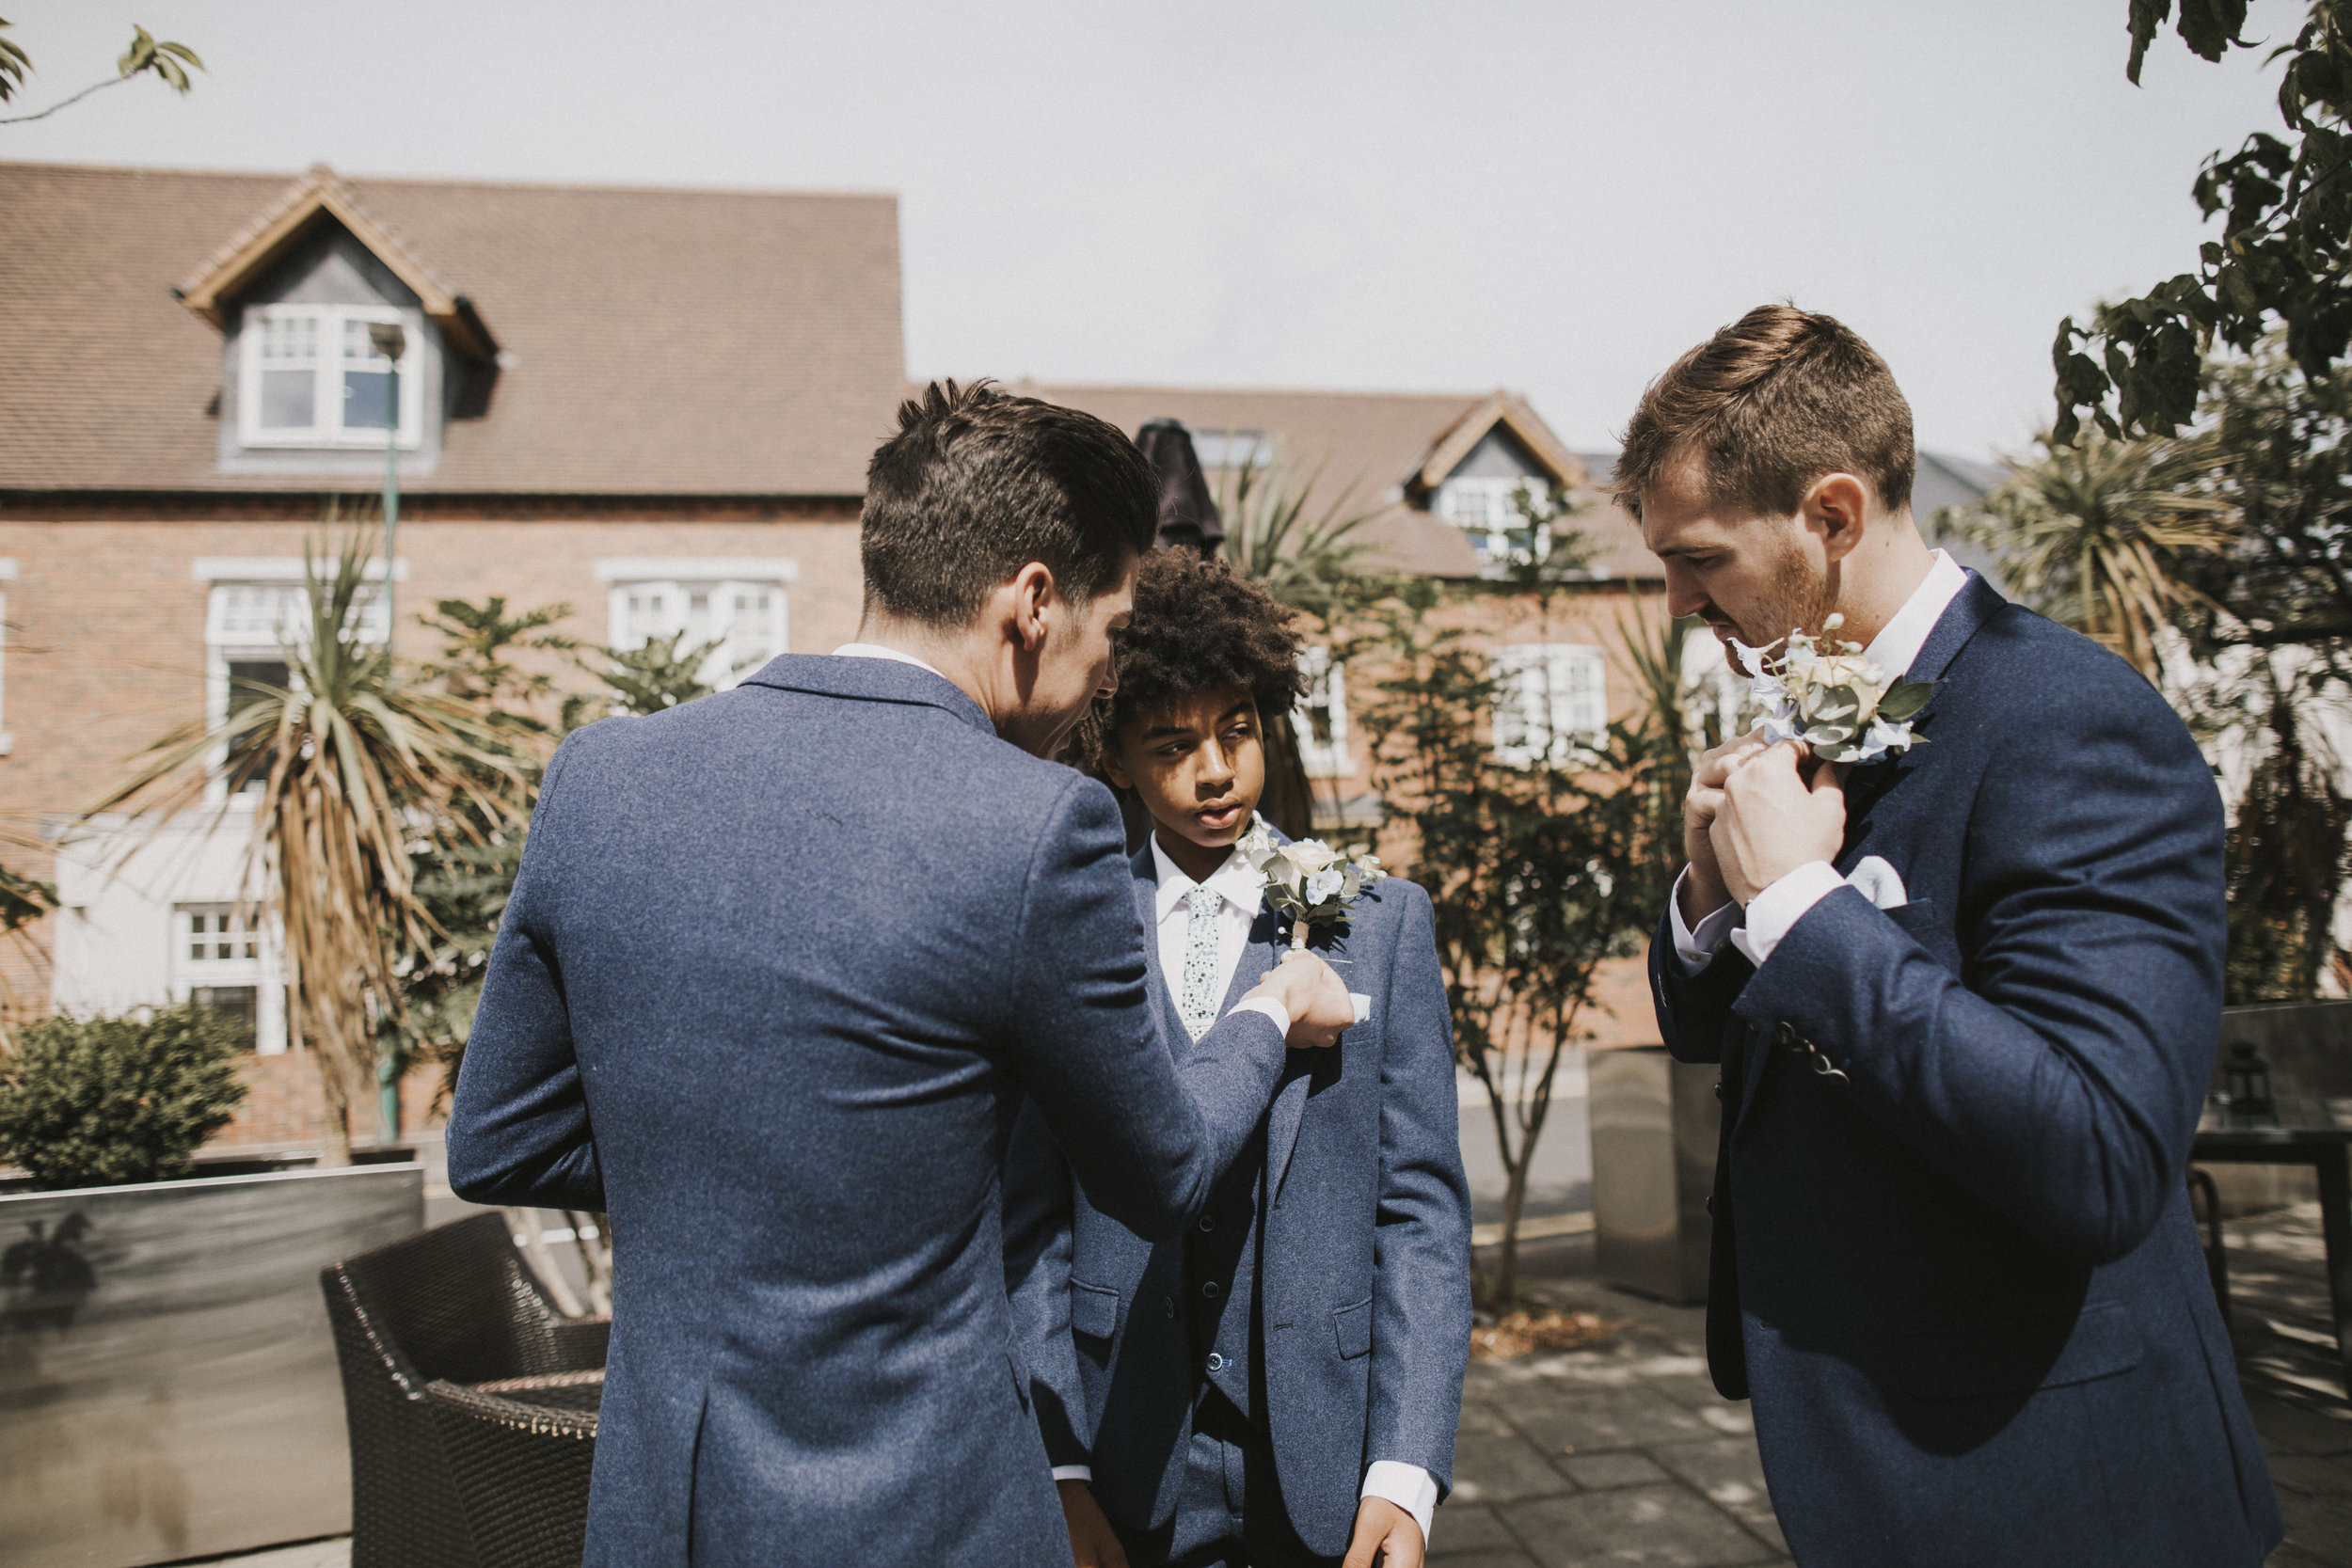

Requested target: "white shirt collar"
[
  {"left": 1861, "top": 549, "right": 1969, "bottom": 681},
  {"left": 1149, "top": 834, "right": 1266, "bottom": 925},
  {"left": 831, "top": 641, "right": 948, "bottom": 681}
]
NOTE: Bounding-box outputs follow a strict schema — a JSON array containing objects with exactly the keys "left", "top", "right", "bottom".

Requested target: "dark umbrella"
[{"left": 1136, "top": 420, "right": 1225, "bottom": 557}]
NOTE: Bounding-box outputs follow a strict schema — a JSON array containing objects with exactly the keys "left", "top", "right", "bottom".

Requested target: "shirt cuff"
[
  {"left": 1051, "top": 1465, "right": 1092, "bottom": 1483},
  {"left": 1229, "top": 994, "right": 1290, "bottom": 1037},
  {"left": 1361, "top": 1461, "right": 1438, "bottom": 1550},
  {"left": 1727, "top": 860, "right": 1845, "bottom": 970},
  {"left": 1668, "top": 866, "right": 1743, "bottom": 976}
]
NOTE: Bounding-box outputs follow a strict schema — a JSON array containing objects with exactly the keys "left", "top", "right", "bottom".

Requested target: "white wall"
[{"left": 52, "top": 809, "right": 289, "bottom": 1052}]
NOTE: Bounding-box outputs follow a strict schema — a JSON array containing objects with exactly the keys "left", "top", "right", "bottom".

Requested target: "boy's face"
[{"left": 1104, "top": 687, "right": 1266, "bottom": 856}]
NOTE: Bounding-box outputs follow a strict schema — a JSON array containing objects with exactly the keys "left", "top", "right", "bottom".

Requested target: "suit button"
[
  {"left": 1200, "top": 1215, "right": 1215, "bottom": 1233},
  {"left": 1206, "top": 1353, "right": 1227, "bottom": 1372},
  {"left": 1162, "top": 1297, "right": 1175, "bottom": 1320},
  {"left": 1706, "top": 1194, "right": 1714, "bottom": 1215},
  {"left": 1773, "top": 1022, "right": 1797, "bottom": 1049},
  {"left": 1713, "top": 1078, "right": 1724, "bottom": 1101},
  {"left": 1201, "top": 1281, "right": 1221, "bottom": 1300}
]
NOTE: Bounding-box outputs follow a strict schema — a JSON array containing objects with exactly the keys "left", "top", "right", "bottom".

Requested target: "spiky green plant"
[
  {"left": 1937, "top": 428, "right": 2235, "bottom": 678},
  {"left": 87, "top": 532, "right": 529, "bottom": 1164}
]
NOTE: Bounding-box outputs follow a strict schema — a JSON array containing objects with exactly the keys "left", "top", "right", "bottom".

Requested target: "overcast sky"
[{"left": 1, "top": 1, "right": 2299, "bottom": 459}]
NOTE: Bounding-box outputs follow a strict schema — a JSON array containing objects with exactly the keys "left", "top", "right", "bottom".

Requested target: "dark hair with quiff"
[
  {"left": 861, "top": 379, "right": 1158, "bottom": 626},
  {"left": 1613, "top": 304, "right": 1915, "bottom": 522},
  {"left": 1104, "top": 549, "right": 1308, "bottom": 745}
]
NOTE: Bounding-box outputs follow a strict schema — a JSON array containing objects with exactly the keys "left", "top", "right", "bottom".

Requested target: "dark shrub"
[{"left": 0, "top": 1006, "right": 250, "bottom": 1190}]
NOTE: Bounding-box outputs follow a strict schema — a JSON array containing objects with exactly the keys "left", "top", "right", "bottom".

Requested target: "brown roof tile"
[
  {"left": 0, "top": 162, "right": 906, "bottom": 495},
  {"left": 1019, "top": 382, "right": 1657, "bottom": 580}
]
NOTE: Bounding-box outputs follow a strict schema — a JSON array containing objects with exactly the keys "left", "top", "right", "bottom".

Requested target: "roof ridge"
[{"left": 1015, "top": 379, "right": 1496, "bottom": 404}]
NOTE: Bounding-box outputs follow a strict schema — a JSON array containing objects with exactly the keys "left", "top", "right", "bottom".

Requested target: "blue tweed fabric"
[
  {"left": 1005, "top": 842, "right": 1471, "bottom": 1560},
  {"left": 446, "top": 655, "right": 1295, "bottom": 1567},
  {"left": 1650, "top": 576, "right": 2284, "bottom": 1568}
]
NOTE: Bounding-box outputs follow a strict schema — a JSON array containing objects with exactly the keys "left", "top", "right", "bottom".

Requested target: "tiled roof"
[
  {"left": 0, "top": 162, "right": 906, "bottom": 495},
  {"left": 1023, "top": 383, "right": 1657, "bottom": 579}
]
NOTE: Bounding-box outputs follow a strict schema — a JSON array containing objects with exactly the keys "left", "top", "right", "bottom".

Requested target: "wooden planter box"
[{"left": 0, "top": 1164, "right": 422, "bottom": 1568}]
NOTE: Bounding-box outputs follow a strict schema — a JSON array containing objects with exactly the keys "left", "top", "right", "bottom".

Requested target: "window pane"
[
  {"left": 260, "top": 369, "right": 316, "bottom": 430},
  {"left": 259, "top": 314, "right": 318, "bottom": 362},
  {"left": 342, "top": 368, "right": 395, "bottom": 430}
]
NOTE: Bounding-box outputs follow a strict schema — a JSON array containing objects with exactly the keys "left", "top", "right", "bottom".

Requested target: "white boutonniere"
[
  {"left": 1235, "top": 814, "right": 1387, "bottom": 952},
  {"left": 1731, "top": 614, "right": 1936, "bottom": 765}
]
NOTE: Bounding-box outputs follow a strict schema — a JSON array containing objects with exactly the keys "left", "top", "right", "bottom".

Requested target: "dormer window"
[{"left": 239, "top": 304, "right": 422, "bottom": 449}]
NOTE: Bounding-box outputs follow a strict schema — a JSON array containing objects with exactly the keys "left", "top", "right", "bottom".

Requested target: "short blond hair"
[{"left": 1613, "top": 304, "right": 1915, "bottom": 521}]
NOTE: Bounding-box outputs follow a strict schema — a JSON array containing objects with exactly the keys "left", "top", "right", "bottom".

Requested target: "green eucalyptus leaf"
[{"left": 1876, "top": 681, "right": 1934, "bottom": 722}]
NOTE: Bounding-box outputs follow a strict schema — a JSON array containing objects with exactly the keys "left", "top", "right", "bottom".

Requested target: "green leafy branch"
[
  {"left": 0, "top": 20, "right": 203, "bottom": 125},
  {"left": 2055, "top": 2, "right": 2352, "bottom": 442}
]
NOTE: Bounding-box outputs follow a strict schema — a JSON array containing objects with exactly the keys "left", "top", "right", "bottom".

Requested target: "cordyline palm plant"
[
  {"left": 87, "top": 532, "right": 531, "bottom": 1165},
  {"left": 1938, "top": 428, "right": 2236, "bottom": 678}
]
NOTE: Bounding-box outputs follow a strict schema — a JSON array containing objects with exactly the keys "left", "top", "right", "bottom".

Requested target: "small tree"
[
  {"left": 1357, "top": 581, "right": 1656, "bottom": 1306},
  {"left": 0, "top": 1006, "right": 247, "bottom": 1189},
  {"left": 89, "top": 532, "right": 529, "bottom": 1165}
]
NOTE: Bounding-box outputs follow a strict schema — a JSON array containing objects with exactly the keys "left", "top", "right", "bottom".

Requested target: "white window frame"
[
  {"left": 193, "top": 558, "right": 401, "bottom": 803},
  {"left": 1191, "top": 429, "right": 1278, "bottom": 470},
  {"left": 238, "top": 303, "right": 425, "bottom": 450},
  {"left": 1492, "top": 643, "right": 1608, "bottom": 768},
  {"left": 1438, "top": 475, "right": 1549, "bottom": 562},
  {"left": 1293, "top": 645, "right": 1353, "bottom": 778},
  {"left": 596, "top": 558, "right": 798, "bottom": 690},
  {"left": 0, "top": 557, "right": 14, "bottom": 757}
]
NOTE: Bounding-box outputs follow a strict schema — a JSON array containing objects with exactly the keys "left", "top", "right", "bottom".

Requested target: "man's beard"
[{"left": 1732, "top": 545, "right": 1836, "bottom": 651}]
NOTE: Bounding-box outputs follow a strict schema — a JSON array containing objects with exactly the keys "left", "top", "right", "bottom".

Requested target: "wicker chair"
[
  {"left": 322, "top": 1212, "right": 611, "bottom": 1568},
  {"left": 423, "top": 1373, "right": 602, "bottom": 1568}
]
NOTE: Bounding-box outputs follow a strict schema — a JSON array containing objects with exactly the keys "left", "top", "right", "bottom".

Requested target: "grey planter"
[{"left": 0, "top": 1164, "right": 423, "bottom": 1568}]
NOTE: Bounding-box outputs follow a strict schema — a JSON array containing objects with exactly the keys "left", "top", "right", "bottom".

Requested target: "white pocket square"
[{"left": 1847, "top": 855, "right": 1909, "bottom": 911}]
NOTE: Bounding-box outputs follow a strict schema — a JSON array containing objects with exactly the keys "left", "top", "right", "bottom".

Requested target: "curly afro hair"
[{"left": 1106, "top": 549, "right": 1308, "bottom": 745}]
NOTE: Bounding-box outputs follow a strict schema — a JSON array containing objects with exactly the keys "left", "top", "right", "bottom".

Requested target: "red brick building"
[{"left": 0, "top": 159, "right": 1998, "bottom": 1151}]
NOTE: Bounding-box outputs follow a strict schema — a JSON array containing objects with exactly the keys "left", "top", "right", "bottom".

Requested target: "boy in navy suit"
[{"left": 1007, "top": 550, "right": 1472, "bottom": 1568}]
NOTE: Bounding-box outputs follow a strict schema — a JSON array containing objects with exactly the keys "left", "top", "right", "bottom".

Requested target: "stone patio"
[
  {"left": 1437, "top": 1205, "right": 2352, "bottom": 1566},
  {"left": 194, "top": 1206, "right": 2349, "bottom": 1568}
]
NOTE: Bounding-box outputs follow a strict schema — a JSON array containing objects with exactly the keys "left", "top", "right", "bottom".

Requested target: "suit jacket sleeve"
[
  {"left": 444, "top": 733, "right": 606, "bottom": 1212},
  {"left": 1367, "top": 880, "right": 1474, "bottom": 1492},
  {"left": 1733, "top": 673, "right": 2226, "bottom": 1266},
  {"left": 1647, "top": 904, "right": 1756, "bottom": 1067},
  {"left": 1002, "top": 1097, "right": 1091, "bottom": 1469},
  {"left": 1002, "top": 775, "right": 1289, "bottom": 1239}
]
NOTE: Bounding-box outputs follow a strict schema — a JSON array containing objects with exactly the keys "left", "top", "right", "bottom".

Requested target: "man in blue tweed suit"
[
  {"left": 1007, "top": 549, "right": 1471, "bottom": 1568},
  {"left": 1630, "top": 306, "right": 2280, "bottom": 1567},
  {"left": 446, "top": 382, "right": 1359, "bottom": 1566}
]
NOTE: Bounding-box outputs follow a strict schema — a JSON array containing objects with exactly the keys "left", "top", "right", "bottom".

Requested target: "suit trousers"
[{"left": 1113, "top": 1390, "right": 1335, "bottom": 1568}]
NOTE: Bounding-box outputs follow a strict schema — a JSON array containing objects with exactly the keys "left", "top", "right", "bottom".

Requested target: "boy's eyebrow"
[{"left": 1139, "top": 702, "right": 1253, "bottom": 741}]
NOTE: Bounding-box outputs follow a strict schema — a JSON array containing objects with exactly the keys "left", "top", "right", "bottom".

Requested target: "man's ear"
[
  {"left": 1804, "top": 473, "right": 1872, "bottom": 564},
  {"left": 1100, "top": 743, "right": 1135, "bottom": 791},
  {"left": 1004, "top": 562, "right": 1057, "bottom": 654}
]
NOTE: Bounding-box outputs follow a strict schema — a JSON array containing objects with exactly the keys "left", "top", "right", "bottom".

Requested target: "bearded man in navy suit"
[
  {"left": 1630, "top": 306, "right": 2280, "bottom": 1568},
  {"left": 447, "top": 382, "right": 1359, "bottom": 1566}
]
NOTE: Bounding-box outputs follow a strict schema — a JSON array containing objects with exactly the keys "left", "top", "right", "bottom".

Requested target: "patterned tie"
[{"left": 1178, "top": 887, "right": 1225, "bottom": 1040}]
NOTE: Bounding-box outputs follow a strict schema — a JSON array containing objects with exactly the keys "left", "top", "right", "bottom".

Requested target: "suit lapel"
[
  {"left": 1263, "top": 911, "right": 1328, "bottom": 1204},
  {"left": 1837, "top": 573, "right": 2003, "bottom": 839},
  {"left": 1738, "top": 574, "right": 2006, "bottom": 1131}
]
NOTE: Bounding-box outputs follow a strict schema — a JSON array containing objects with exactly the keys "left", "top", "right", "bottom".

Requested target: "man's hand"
[
  {"left": 1341, "top": 1496, "right": 1424, "bottom": 1568},
  {"left": 1710, "top": 742, "right": 1846, "bottom": 906},
  {"left": 1246, "top": 950, "right": 1356, "bottom": 1050},
  {"left": 1681, "top": 728, "right": 1771, "bottom": 925},
  {"left": 1057, "top": 1479, "right": 1130, "bottom": 1568}
]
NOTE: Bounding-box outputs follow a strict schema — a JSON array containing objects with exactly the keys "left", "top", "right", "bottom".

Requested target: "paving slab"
[
  {"left": 1430, "top": 1502, "right": 1529, "bottom": 1556},
  {"left": 1558, "top": 1449, "right": 1672, "bottom": 1491},
  {"left": 1451, "top": 1429, "right": 1576, "bottom": 1505},
  {"left": 1502, "top": 1485, "right": 1781, "bottom": 1567}
]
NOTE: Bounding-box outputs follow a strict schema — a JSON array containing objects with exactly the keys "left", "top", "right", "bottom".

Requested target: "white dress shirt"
[
  {"left": 831, "top": 641, "right": 948, "bottom": 678},
  {"left": 1671, "top": 549, "right": 1969, "bottom": 975},
  {"left": 1052, "top": 836, "right": 1440, "bottom": 1546}
]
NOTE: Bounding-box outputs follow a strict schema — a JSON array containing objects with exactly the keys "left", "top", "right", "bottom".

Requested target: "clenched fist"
[
  {"left": 1680, "top": 728, "right": 1772, "bottom": 924},
  {"left": 1709, "top": 743, "right": 1846, "bottom": 907}
]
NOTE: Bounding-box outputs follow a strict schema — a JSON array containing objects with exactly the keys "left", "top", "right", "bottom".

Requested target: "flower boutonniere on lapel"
[
  {"left": 1236, "top": 814, "right": 1387, "bottom": 952},
  {"left": 1733, "top": 614, "right": 1936, "bottom": 766}
]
